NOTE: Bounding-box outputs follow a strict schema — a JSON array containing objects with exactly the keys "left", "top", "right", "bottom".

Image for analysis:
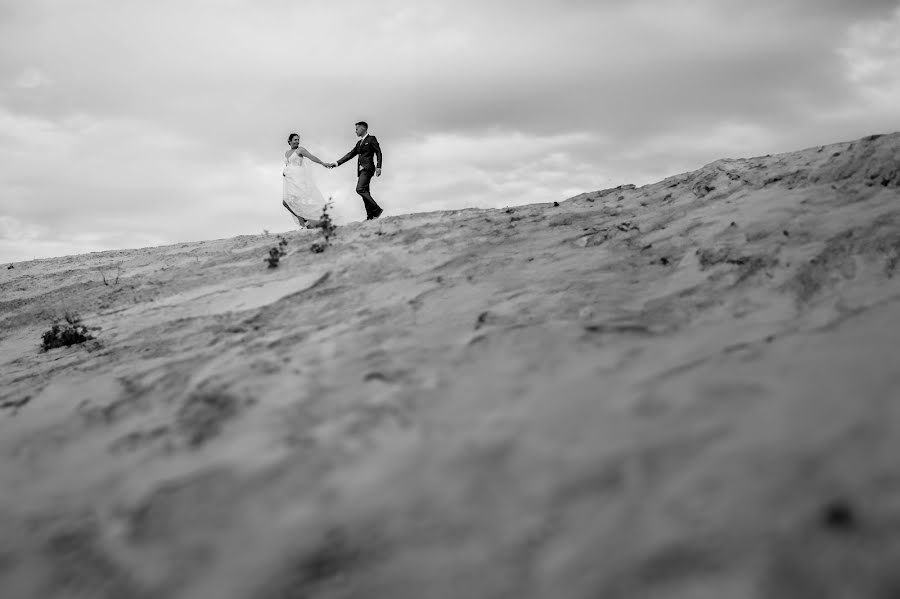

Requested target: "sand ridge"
[{"left": 1, "top": 132, "right": 900, "bottom": 598}]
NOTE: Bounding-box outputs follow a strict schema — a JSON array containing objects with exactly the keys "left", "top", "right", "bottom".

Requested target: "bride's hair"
[{"left": 287, "top": 133, "right": 300, "bottom": 143}]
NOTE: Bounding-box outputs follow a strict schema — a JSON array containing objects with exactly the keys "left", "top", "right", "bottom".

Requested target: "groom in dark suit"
[{"left": 329, "top": 121, "right": 383, "bottom": 220}]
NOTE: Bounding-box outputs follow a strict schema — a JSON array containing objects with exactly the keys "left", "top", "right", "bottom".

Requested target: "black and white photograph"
[{"left": 2, "top": 1, "right": 900, "bottom": 597}]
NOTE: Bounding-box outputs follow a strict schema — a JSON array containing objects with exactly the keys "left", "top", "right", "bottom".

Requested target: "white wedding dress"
[{"left": 282, "top": 150, "right": 326, "bottom": 227}]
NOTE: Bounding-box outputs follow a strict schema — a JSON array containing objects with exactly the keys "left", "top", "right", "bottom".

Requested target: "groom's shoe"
[{"left": 368, "top": 207, "right": 383, "bottom": 220}]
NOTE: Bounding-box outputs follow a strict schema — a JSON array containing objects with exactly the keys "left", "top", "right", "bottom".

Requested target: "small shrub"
[
  {"left": 265, "top": 235, "right": 289, "bottom": 268},
  {"left": 310, "top": 199, "right": 337, "bottom": 253},
  {"left": 99, "top": 265, "right": 122, "bottom": 286},
  {"left": 320, "top": 201, "right": 336, "bottom": 243},
  {"left": 265, "top": 247, "right": 283, "bottom": 267},
  {"left": 41, "top": 313, "right": 94, "bottom": 351}
]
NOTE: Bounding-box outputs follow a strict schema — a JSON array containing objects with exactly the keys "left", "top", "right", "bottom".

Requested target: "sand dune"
[{"left": 2, "top": 132, "right": 900, "bottom": 598}]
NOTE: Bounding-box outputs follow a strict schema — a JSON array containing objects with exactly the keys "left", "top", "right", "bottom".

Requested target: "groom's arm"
[
  {"left": 371, "top": 136, "right": 382, "bottom": 170},
  {"left": 335, "top": 146, "right": 358, "bottom": 167}
]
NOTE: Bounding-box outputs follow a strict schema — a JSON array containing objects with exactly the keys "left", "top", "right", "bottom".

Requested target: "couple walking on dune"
[{"left": 282, "top": 121, "right": 383, "bottom": 229}]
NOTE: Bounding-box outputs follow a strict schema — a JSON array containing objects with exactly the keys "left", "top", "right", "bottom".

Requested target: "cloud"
[
  {"left": 1, "top": 0, "right": 899, "bottom": 261},
  {"left": 840, "top": 4, "right": 900, "bottom": 89},
  {"left": 389, "top": 130, "right": 610, "bottom": 213},
  {"left": 14, "top": 67, "right": 50, "bottom": 89}
]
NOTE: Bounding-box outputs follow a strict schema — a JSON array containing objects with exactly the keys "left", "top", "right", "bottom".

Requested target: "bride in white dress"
[{"left": 283, "top": 132, "right": 331, "bottom": 229}]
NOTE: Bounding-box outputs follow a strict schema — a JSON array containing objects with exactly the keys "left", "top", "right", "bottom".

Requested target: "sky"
[{"left": 1, "top": 0, "right": 899, "bottom": 263}]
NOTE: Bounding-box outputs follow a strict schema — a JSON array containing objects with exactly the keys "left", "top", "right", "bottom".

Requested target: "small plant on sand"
[
  {"left": 310, "top": 198, "right": 337, "bottom": 254},
  {"left": 99, "top": 265, "right": 122, "bottom": 286},
  {"left": 265, "top": 235, "right": 289, "bottom": 268},
  {"left": 40, "top": 312, "right": 94, "bottom": 351}
]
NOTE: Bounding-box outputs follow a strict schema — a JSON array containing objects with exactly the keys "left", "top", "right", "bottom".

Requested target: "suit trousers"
[{"left": 356, "top": 168, "right": 382, "bottom": 218}]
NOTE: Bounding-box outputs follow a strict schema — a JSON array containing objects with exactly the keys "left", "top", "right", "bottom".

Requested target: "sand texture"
[{"left": 2, "top": 132, "right": 900, "bottom": 598}]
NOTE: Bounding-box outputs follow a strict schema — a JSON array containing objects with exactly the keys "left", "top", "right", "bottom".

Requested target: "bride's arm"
[{"left": 297, "top": 146, "right": 329, "bottom": 167}]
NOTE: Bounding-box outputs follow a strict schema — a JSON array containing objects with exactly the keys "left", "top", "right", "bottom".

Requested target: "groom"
[{"left": 328, "top": 121, "right": 383, "bottom": 220}]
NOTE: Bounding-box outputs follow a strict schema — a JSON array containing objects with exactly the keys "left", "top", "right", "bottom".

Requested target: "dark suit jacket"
[{"left": 336, "top": 135, "right": 382, "bottom": 172}]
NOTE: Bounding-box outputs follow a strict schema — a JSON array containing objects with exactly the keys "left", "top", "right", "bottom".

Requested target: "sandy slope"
[{"left": 1, "top": 132, "right": 900, "bottom": 598}]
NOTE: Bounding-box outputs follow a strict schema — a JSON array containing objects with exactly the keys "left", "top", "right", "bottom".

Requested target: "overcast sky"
[{"left": 1, "top": 0, "right": 899, "bottom": 262}]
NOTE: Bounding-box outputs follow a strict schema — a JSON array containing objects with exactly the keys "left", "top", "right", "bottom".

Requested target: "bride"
[{"left": 282, "top": 132, "right": 331, "bottom": 229}]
